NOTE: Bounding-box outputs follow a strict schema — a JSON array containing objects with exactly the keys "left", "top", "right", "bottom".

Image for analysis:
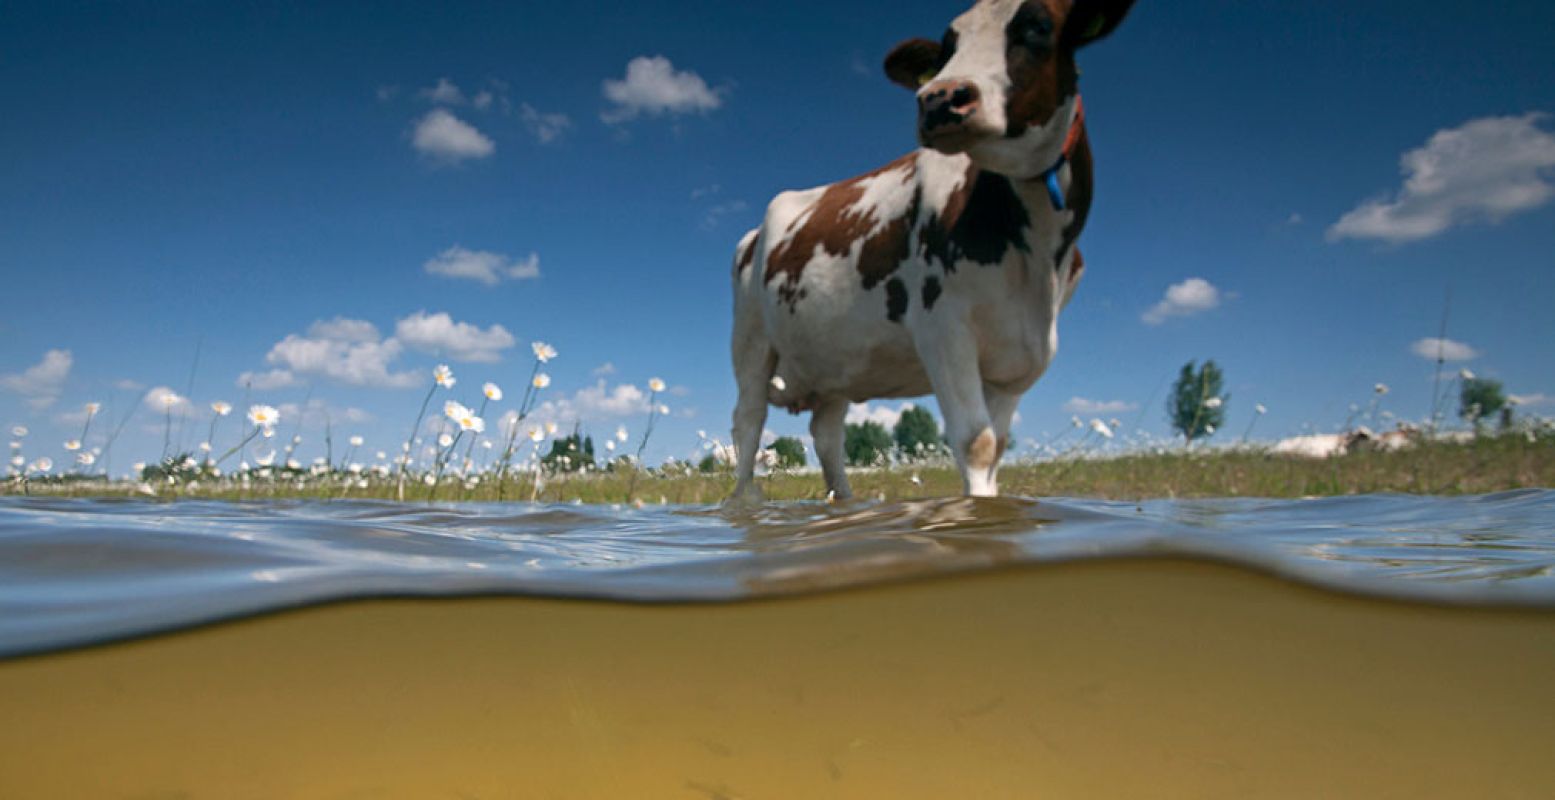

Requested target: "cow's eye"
[{"left": 1019, "top": 18, "right": 1053, "bottom": 47}]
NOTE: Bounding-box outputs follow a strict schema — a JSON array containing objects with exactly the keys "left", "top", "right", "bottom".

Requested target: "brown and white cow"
[{"left": 731, "top": 0, "right": 1135, "bottom": 499}]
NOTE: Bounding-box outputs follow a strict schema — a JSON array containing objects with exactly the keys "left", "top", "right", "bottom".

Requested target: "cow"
[{"left": 730, "top": 0, "right": 1136, "bottom": 501}]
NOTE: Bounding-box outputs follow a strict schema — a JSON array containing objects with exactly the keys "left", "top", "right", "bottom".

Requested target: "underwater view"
[{"left": 4, "top": 492, "right": 1555, "bottom": 796}]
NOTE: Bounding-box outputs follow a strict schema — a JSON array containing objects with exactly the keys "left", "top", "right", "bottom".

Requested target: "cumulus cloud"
[
  {"left": 520, "top": 103, "right": 573, "bottom": 144},
  {"left": 411, "top": 108, "right": 495, "bottom": 163},
  {"left": 1142, "top": 278, "right": 1222, "bottom": 325},
  {"left": 142, "top": 385, "right": 195, "bottom": 418},
  {"left": 846, "top": 401, "right": 923, "bottom": 430},
  {"left": 241, "top": 317, "right": 421, "bottom": 389},
  {"left": 419, "top": 77, "right": 468, "bottom": 105},
  {"left": 1509, "top": 393, "right": 1552, "bottom": 408},
  {"left": 394, "top": 310, "right": 516, "bottom": 363},
  {"left": 1410, "top": 337, "right": 1480, "bottom": 362},
  {"left": 0, "top": 349, "right": 72, "bottom": 410},
  {"left": 1328, "top": 113, "right": 1555, "bottom": 244},
  {"left": 1063, "top": 397, "right": 1139, "bottom": 415},
  {"left": 602, "top": 56, "right": 723, "bottom": 123},
  {"left": 423, "top": 246, "right": 541, "bottom": 286}
]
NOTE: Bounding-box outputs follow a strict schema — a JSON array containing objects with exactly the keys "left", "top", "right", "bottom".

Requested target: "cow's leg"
[
  {"left": 919, "top": 331, "right": 999, "bottom": 497},
  {"left": 729, "top": 310, "right": 775, "bottom": 504},
  {"left": 810, "top": 397, "right": 853, "bottom": 500},
  {"left": 982, "top": 387, "right": 1022, "bottom": 496}
]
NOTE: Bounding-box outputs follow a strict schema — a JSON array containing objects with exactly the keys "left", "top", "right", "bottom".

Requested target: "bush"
[
  {"left": 767, "top": 436, "right": 807, "bottom": 469},
  {"left": 845, "top": 422, "right": 893, "bottom": 466},
  {"left": 893, "top": 405, "right": 942, "bottom": 457}
]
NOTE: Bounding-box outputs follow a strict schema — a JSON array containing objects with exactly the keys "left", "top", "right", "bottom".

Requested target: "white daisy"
[
  {"left": 211, "top": 401, "right": 232, "bottom": 416},
  {"left": 483, "top": 382, "right": 503, "bottom": 401},
  {"left": 434, "top": 364, "right": 456, "bottom": 388},
  {"left": 648, "top": 377, "right": 666, "bottom": 393},
  {"left": 532, "top": 342, "right": 558, "bottom": 363}
]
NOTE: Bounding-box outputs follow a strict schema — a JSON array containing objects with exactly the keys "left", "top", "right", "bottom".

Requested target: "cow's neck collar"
[{"left": 1037, "top": 94, "right": 1084, "bottom": 211}]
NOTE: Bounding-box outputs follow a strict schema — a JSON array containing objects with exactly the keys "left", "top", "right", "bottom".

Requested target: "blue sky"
[{"left": 3, "top": 0, "right": 1553, "bottom": 475}]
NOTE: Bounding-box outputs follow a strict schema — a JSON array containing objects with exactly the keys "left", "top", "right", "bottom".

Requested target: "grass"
[{"left": 7, "top": 433, "right": 1552, "bottom": 504}]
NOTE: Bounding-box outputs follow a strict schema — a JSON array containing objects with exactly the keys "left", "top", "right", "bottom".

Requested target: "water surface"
[{"left": 3, "top": 490, "right": 1554, "bottom": 658}]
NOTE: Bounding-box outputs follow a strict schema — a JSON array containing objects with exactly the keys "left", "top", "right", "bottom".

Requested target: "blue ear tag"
[{"left": 1044, "top": 160, "right": 1067, "bottom": 210}]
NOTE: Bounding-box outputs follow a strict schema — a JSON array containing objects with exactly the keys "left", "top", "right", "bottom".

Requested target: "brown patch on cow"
[
  {"left": 734, "top": 235, "right": 758, "bottom": 278},
  {"left": 996, "top": 434, "right": 1010, "bottom": 462},
  {"left": 765, "top": 153, "right": 919, "bottom": 306},
  {"left": 966, "top": 428, "right": 1000, "bottom": 471},
  {"left": 1003, "top": 1, "right": 1081, "bottom": 136},
  {"left": 921, "top": 163, "right": 1031, "bottom": 269},
  {"left": 1054, "top": 123, "right": 1093, "bottom": 270}
]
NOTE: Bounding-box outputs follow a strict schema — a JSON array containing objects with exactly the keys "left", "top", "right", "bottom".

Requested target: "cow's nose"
[{"left": 918, "top": 80, "right": 981, "bottom": 132}]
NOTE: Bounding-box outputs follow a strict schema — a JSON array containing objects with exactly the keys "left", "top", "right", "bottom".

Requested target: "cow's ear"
[
  {"left": 1064, "top": 0, "right": 1136, "bottom": 48},
  {"left": 884, "top": 38, "right": 941, "bottom": 90}
]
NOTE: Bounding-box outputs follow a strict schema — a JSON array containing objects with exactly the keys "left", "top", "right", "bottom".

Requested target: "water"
[{"left": 4, "top": 490, "right": 1555, "bottom": 659}]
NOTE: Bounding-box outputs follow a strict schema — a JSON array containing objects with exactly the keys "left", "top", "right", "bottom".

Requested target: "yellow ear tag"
[{"left": 918, "top": 71, "right": 935, "bottom": 87}]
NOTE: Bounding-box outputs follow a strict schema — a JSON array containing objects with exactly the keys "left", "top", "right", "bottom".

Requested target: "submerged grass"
[{"left": 8, "top": 435, "right": 1552, "bottom": 504}]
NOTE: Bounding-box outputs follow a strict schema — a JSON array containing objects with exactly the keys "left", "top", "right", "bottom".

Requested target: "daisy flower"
[
  {"left": 434, "top": 364, "right": 456, "bottom": 388},
  {"left": 84, "top": 402, "right": 101, "bottom": 415},
  {"left": 211, "top": 402, "right": 232, "bottom": 416},
  {"left": 648, "top": 377, "right": 666, "bottom": 393},
  {"left": 247, "top": 405, "right": 280, "bottom": 429},
  {"left": 532, "top": 373, "right": 551, "bottom": 389},
  {"left": 444, "top": 400, "right": 470, "bottom": 421},
  {"left": 1089, "top": 419, "right": 1114, "bottom": 439},
  {"left": 10, "top": 426, "right": 27, "bottom": 438},
  {"left": 527, "top": 427, "right": 545, "bottom": 443},
  {"left": 1204, "top": 397, "right": 1223, "bottom": 409},
  {"left": 457, "top": 414, "right": 485, "bottom": 434},
  {"left": 349, "top": 435, "right": 364, "bottom": 447},
  {"left": 532, "top": 342, "right": 558, "bottom": 363},
  {"left": 616, "top": 425, "right": 628, "bottom": 442},
  {"left": 64, "top": 439, "right": 82, "bottom": 451},
  {"left": 483, "top": 382, "right": 503, "bottom": 401},
  {"left": 544, "top": 421, "right": 558, "bottom": 435},
  {"left": 438, "top": 433, "right": 455, "bottom": 448}
]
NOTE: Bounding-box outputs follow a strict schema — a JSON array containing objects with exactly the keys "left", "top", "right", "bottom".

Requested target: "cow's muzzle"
[{"left": 917, "top": 79, "right": 982, "bottom": 152}]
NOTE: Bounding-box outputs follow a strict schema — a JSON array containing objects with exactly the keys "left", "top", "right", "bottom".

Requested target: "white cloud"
[
  {"left": 142, "top": 386, "right": 195, "bottom": 418},
  {"left": 0, "top": 349, "right": 72, "bottom": 410},
  {"left": 472, "top": 90, "right": 494, "bottom": 110},
  {"left": 244, "top": 318, "right": 421, "bottom": 389},
  {"left": 520, "top": 103, "right": 573, "bottom": 144},
  {"left": 846, "top": 401, "right": 920, "bottom": 430},
  {"left": 423, "top": 246, "right": 541, "bottom": 286},
  {"left": 1410, "top": 337, "right": 1480, "bottom": 362},
  {"left": 1509, "top": 393, "right": 1552, "bottom": 408},
  {"left": 592, "top": 362, "right": 617, "bottom": 377},
  {"left": 701, "top": 200, "right": 749, "bottom": 230},
  {"left": 1142, "top": 278, "right": 1222, "bottom": 325},
  {"left": 114, "top": 378, "right": 145, "bottom": 391},
  {"left": 1328, "top": 113, "right": 1555, "bottom": 244},
  {"left": 411, "top": 109, "right": 495, "bottom": 163},
  {"left": 419, "top": 77, "right": 467, "bottom": 106},
  {"left": 602, "top": 56, "right": 723, "bottom": 123},
  {"left": 1063, "top": 397, "right": 1139, "bottom": 415},
  {"left": 394, "top": 310, "right": 516, "bottom": 363}
]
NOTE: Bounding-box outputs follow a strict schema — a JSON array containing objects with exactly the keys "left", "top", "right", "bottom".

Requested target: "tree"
[
  {"left": 1459, "top": 377, "right": 1507, "bottom": 430},
  {"left": 767, "top": 436, "right": 807, "bottom": 469},
  {"left": 893, "top": 405, "right": 942, "bottom": 457},
  {"left": 541, "top": 432, "right": 595, "bottom": 472},
  {"left": 844, "top": 421, "right": 894, "bottom": 466},
  {"left": 1168, "top": 360, "right": 1227, "bottom": 443}
]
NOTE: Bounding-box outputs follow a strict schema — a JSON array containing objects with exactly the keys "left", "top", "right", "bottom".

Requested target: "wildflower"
[
  {"left": 533, "top": 373, "right": 551, "bottom": 389},
  {"left": 532, "top": 342, "right": 558, "bottom": 363},
  {"left": 606, "top": 440, "right": 617, "bottom": 451},
  {"left": 770, "top": 376, "right": 786, "bottom": 392},
  {"left": 482, "top": 440, "right": 493, "bottom": 449},
  {"left": 648, "top": 377, "right": 666, "bottom": 393},
  {"left": 1374, "top": 383, "right": 1390, "bottom": 395},
  {"left": 349, "top": 435, "right": 364, "bottom": 447},
  {"left": 261, "top": 426, "right": 275, "bottom": 439},
  {"left": 438, "top": 433, "right": 455, "bottom": 448},
  {"left": 30, "top": 457, "right": 53, "bottom": 473},
  {"left": 84, "top": 402, "right": 101, "bottom": 415},
  {"left": 211, "top": 402, "right": 232, "bottom": 416},
  {"left": 286, "top": 459, "right": 302, "bottom": 470},
  {"left": 376, "top": 451, "right": 386, "bottom": 460},
  {"left": 1205, "top": 424, "right": 1217, "bottom": 434},
  {"left": 696, "top": 429, "right": 707, "bottom": 439},
  {"left": 247, "top": 404, "right": 280, "bottom": 430},
  {"left": 616, "top": 425, "right": 628, "bottom": 442},
  {"left": 1255, "top": 404, "right": 1268, "bottom": 415},
  {"left": 160, "top": 391, "right": 181, "bottom": 408},
  {"left": 11, "top": 426, "right": 27, "bottom": 437},
  {"left": 198, "top": 442, "right": 212, "bottom": 452},
  {"left": 458, "top": 414, "right": 485, "bottom": 434},
  {"left": 1089, "top": 419, "right": 1114, "bottom": 439},
  {"left": 444, "top": 400, "right": 471, "bottom": 421},
  {"left": 659, "top": 404, "right": 670, "bottom": 415},
  {"left": 1459, "top": 369, "right": 1475, "bottom": 380},
  {"left": 434, "top": 364, "right": 456, "bottom": 388},
  {"left": 527, "top": 427, "right": 545, "bottom": 443},
  {"left": 483, "top": 382, "right": 503, "bottom": 401},
  {"left": 545, "top": 421, "right": 559, "bottom": 435},
  {"left": 9, "top": 455, "right": 22, "bottom": 468},
  {"left": 1204, "top": 397, "right": 1223, "bottom": 409},
  {"left": 64, "top": 439, "right": 82, "bottom": 451}
]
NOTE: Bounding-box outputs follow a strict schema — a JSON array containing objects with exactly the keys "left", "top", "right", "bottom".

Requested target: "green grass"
[{"left": 8, "top": 434, "right": 1553, "bottom": 504}]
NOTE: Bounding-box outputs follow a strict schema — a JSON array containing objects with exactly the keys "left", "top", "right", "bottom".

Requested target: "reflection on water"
[{"left": 2, "top": 490, "right": 1554, "bottom": 657}]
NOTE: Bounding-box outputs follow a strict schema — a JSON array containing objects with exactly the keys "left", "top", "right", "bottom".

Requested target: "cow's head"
[{"left": 885, "top": 0, "right": 1134, "bottom": 177}]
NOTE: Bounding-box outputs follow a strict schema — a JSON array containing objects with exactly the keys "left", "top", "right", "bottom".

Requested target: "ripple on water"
[{"left": 2, "top": 491, "right": 1554, "bottom": 658}]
